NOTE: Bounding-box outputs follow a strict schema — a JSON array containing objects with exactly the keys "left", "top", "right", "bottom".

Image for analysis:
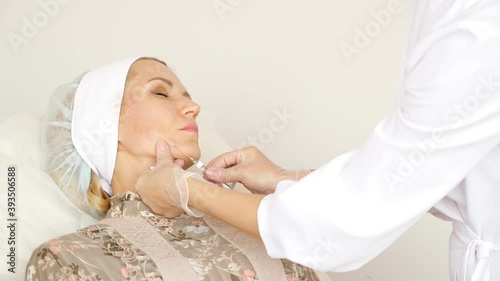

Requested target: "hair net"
[{"left": 41, "top": 57, "right": 139, "bottom": 218}]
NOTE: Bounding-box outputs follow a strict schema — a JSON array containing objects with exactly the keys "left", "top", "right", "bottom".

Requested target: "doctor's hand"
[
  {"left": 136, "top": 139, "right": 203, "bottom": 218},
  {"left": 204, "top": 146, "right": 312, "bottom": 195}
]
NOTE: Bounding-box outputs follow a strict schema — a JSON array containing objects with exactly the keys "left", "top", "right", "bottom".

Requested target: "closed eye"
[{"left": 155, "top": 92, "right": 168, "bottom": 98}]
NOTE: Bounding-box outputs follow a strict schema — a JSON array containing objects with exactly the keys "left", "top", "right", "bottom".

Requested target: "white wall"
[{"left": 0, "top": 0, "right": 452, "bottom": 280}]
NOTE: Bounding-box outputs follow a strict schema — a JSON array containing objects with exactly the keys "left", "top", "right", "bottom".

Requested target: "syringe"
[{"left": 173, "top": 144, "right": 235, "bottom": 190}]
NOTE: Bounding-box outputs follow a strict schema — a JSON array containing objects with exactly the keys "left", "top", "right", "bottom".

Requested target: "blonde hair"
[{"left": 87, "top": 171, "right": 111, "bottom": 214}]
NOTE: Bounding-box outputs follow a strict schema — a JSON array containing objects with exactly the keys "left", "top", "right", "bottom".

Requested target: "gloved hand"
[
  {"left": 135, "top": 139, "right": 204, "bottom": 218},
  {"left": 204, "top": 146, "right": 312, "bottom": 195}
]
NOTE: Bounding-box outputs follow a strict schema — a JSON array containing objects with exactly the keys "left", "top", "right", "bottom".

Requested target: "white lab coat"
[{"left": 258, "top": 1, "right": 500, "bottom": 280}]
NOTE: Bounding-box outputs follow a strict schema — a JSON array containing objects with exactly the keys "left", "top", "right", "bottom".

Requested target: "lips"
[{"left": 180, "top": 123, "right": 198, "bottom": 134}]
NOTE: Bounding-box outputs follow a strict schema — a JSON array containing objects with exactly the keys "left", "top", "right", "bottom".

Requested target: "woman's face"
[{"left": 118, "top": 59, "right": 201, "bottom": 169}]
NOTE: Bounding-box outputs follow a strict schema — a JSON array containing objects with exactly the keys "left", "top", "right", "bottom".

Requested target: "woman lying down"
[{"left": 26, "top": 57, "right": 321, "bottom": 281}]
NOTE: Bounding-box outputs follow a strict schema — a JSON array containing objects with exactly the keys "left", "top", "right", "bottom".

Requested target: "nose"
[{"left": 181, "top": 97, "right": 201, "bottom": 119}]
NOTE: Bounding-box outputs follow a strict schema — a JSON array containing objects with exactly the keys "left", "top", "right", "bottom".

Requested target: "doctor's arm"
[
  {"left": 136, "top": 142, "right": 305, "bottom": 238},
  {"left": 188, "top": 177, "right": 265, "bottom": 238}
]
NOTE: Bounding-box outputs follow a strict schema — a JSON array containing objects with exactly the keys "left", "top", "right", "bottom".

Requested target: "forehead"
[{"left": 126, "top": 59, "right": 180, "bottom": 84}]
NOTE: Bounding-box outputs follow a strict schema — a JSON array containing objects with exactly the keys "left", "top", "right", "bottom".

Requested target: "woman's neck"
[{"left": 111, "top": 151, "right": 156, "bottom": 195}]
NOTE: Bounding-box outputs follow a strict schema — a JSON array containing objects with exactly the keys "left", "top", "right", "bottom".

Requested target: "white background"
[{"left": 0, "top": 0, "right": 451, "bottom": 280}]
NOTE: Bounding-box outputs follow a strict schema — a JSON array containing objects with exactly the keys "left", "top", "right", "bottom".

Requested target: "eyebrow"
[
  {"left": 148, "top": 77, "right": 173, "bottom": 87},
  {"left": 148, "top": 77, "right": 192, "bottom": 99}
]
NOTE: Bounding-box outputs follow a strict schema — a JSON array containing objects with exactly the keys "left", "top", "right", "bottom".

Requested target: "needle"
[{"left": 172, "top": 144, "right": 235, "bottom": 190}]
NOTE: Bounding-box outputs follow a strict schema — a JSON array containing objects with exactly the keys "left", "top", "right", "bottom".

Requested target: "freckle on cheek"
[{"left": 119, "top": 99, "right": 138, "bottom": 122}]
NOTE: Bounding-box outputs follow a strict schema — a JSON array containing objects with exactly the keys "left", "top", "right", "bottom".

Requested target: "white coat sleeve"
[{"left": 257, "top": 0, "right": 500, "bottom": 272}]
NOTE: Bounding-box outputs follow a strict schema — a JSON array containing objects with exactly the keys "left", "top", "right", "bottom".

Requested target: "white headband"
[{"left": 71, "top": 57, "right": 140, "bottom": 195}]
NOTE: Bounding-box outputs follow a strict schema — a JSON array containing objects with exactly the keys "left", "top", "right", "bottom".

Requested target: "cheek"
[
  {"left": 119, "top": 102, "right": 178, "bottom": 156},
  {"left": 119, "top": 97, "right": 139, "bottom": 126}
]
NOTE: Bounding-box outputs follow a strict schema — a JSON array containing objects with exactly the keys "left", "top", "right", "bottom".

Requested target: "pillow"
[{"left": 0, "top": 113, "right": 97, "bottom": 281}]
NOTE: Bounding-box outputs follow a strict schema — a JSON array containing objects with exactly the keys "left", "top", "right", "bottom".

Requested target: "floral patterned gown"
[{"left": 26, "top": 192, "right": 321, "bottom": 281}]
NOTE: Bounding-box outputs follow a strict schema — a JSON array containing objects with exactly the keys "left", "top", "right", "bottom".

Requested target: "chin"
[
  {"left": 173, "top": 144, "right": 201, "bottom": 169},
  {"left": 186, "top": 144, "right": 201, "bottom": 160}
]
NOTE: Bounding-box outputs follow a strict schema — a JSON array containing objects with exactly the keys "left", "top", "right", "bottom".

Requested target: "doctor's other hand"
[
  {"left": 135, "top": 139, "right": 188, "bottom": 218},
  {"left": 204, "top": 146, "right": 312, "bottom": 195}
]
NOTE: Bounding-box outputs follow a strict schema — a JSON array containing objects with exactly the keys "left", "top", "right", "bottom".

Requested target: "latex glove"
[
  {"left": 136, "top": 139, "right": 204, "bottom": 218},
  {"left": 204, "top": 146, "right": 312, "bottom": 195}
]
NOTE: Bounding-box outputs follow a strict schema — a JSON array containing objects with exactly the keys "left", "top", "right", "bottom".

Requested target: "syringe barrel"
[{"left": 195, "top": 161, "right": 207, "bottom": 172}]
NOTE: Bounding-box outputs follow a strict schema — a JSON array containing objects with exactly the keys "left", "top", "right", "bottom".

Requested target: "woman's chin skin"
[
  {"left": 169, "top": 144, "right": 201, "bottom": 170},
  {"left": 152, "top": 133, "right": 200, "bottom": 160}
]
